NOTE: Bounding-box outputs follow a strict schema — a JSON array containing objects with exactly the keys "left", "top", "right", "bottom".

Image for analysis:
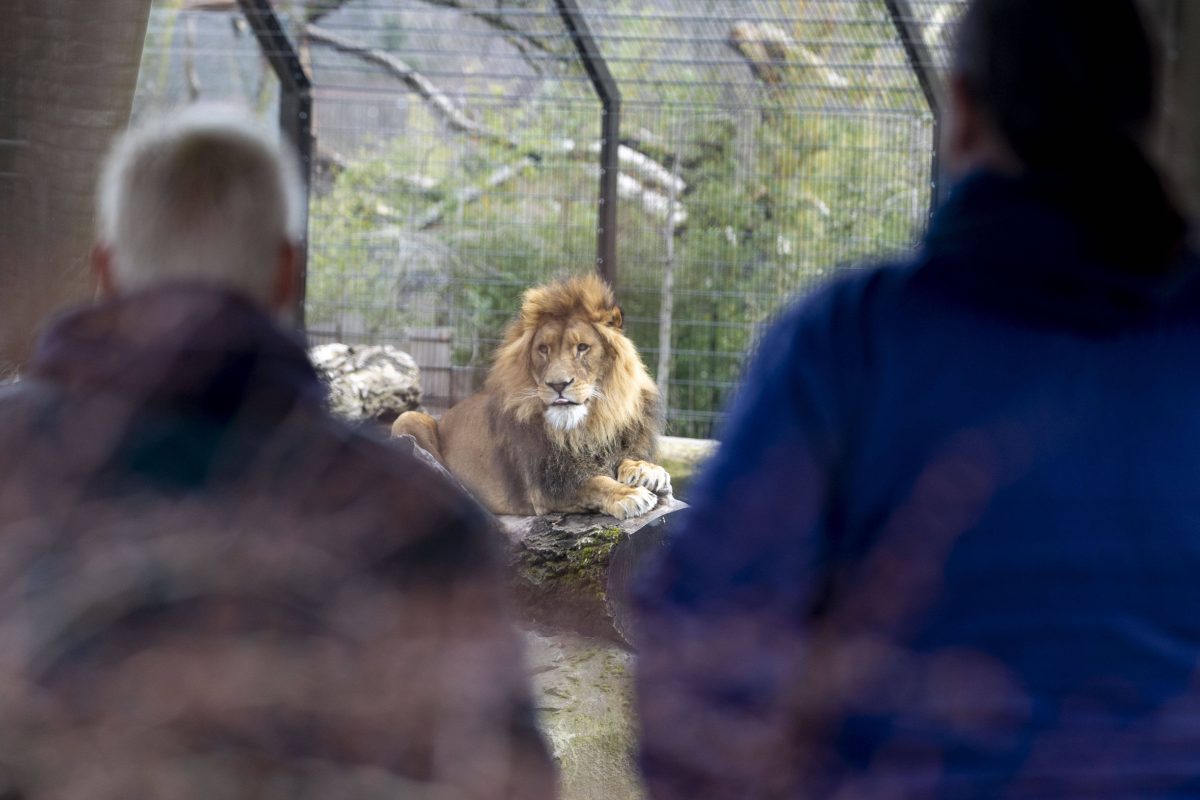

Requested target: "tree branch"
[
  {"left": 304, "top": 24, "right": 687, "bottom": 226},
  {"left": 182, "top": 0, "right": 236, "bottom": 9},
  {"left": 304, "top": 0, "right": 353, "bottom": 25},
  {"left": 185, "top": 0, "right": 562, "bottom": 72},
  {"left": 556, "top": 141, "right": 687, "bottom": 226},
  {"left": 412, "top": 0, "right": 567, "bottom": 63},
  {"left": 306, "top": 23, "right": 519, "bottom": 148},
  {"left": 417, "top": 156, "right": 540, "bottom": 229},
  {"left": 411, "top": 142, "right": 688, "bottom": 230}
]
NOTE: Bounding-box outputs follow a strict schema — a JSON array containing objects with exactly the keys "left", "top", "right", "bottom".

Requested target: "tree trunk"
[{"left": 656, "top": 132, "right": 683, "bottom": 407}]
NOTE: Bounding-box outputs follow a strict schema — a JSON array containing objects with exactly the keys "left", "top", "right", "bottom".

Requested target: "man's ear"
[
  {"left": 943, "top": 74, "right": 1020, "bottom": 179},
  {"left": 91, "top": 244, "right": 117, "bottom": 298},
  {"left": 270, "top": 241, "right": 301, "bottom": 318},
  {"left": 944, "top": 76, "right": 975, "bottom": 169},
  {"left": 609, "top": 305, "right": 623, "bottom": 330},
  {"left": 944, "top": 73, "right": 1024, "bottom": 179}
]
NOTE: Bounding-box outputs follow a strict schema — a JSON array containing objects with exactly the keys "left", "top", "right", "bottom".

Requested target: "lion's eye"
[
  {"left": 537, "top": 344, "right": 549, "bottom": 355},
  {"left": 577, "top": 343, "right": 590, "bottom": 353}
]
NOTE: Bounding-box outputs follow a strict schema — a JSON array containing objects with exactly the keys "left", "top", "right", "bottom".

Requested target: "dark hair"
[
  {"left": 953, "top": 0, "right": 1185, "bottom": 270},
  {"left": 955, "top": 0, "right": 1155, "bottom": 168}
]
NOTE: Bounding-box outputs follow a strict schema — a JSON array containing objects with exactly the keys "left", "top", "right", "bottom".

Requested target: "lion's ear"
[{"left": 608, "top": 306, "right": 623, "bottom": 330}]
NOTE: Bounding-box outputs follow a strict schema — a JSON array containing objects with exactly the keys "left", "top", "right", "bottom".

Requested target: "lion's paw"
[
  {"left": 605, "top": 484, "right": 658, "bottom": 520},
  {"left": 618, "top": 460, "right": 673, "bottom": 495}
]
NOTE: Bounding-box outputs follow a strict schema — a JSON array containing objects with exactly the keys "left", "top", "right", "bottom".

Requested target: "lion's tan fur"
[{"left": 393, "top": 274, "right": 669, "bottom": 519}]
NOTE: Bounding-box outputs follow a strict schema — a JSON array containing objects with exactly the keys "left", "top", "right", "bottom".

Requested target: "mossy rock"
[
  {"left": 500, "top": 499, "right": 685, "bottom": 644},
  {"left": 511, "top": 519, "right": 626, "bottom": 640}
]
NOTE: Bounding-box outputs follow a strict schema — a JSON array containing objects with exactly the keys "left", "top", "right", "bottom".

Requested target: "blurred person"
[
  {"left": 635, "top": 0, "right": 1200, "bottom": 797},
  {"left": 0, "top": 105, "right": 555, "bottom": 800}
]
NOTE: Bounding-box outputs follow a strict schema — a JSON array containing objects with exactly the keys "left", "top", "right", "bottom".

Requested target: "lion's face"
[
  {"left": 530, "top": 317, "right": 609, "bottom": 432},
  {"left": 488, "top": 273, "right": 655, "bottom": 442}
]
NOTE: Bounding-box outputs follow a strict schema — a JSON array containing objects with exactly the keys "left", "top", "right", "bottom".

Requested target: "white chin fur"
[{"left": 545, "top": 403, "right": 589, "bottom": 431}]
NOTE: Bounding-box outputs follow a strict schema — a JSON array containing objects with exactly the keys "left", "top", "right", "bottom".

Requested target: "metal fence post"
[
  {"left": 883, "top": 0, "right": 948, "bottom": 213},
  {"left": 237, "top": 0, "right": 313, "bottom": 327},
  {"left": 553, "top": 0, "right": 621, "bottom": 293}
]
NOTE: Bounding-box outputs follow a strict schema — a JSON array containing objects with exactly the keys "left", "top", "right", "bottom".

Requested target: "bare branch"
[
  {"left": 303, "top": 23, "right": 687, "bottom": 227},
  {"left": 182, "top": 0, "right": 236, "bottom": 9},
  {"left": 412, "top": 139, "right": 686, "bottom": 230},
  {"left": 406, "top": 157, "right": 687, "bottom": 232},
  {"left": 305, "top": 0, "right": 353, "bottom": 25},
  {"left": 606, "top": 143, "right": 687, "bottom": 197},
  {"left": 184, "top": 0, "right": 562, "bottom": 71},
  {"left": 306, "top": 23, "right": 518, "bottom": 149},
  {"left": 612, "top": 171, "right": 687, "bottom": 228},
  {"left": 556, "top": 140, "right": 687, "bottom": 224},
  {"left": 185, "top": 15, "right": 202, "bottom": 101},
  {"left": 412, "top": 0, "right": 566, "bottom": 63},
  {"left": 417, "top": 156, "right": 540, "bottom": 230}
]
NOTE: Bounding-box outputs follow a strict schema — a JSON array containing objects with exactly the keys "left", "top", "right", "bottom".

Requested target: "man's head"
[
  {"left": 93, "top": 104, "right": 304, "bottom": 314},
  {"left": 944, "top": 0, "right": 1157, "bottom": 179}
]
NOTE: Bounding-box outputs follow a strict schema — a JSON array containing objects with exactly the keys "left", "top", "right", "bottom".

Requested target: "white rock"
[{"left": 309, "top": 343, "right": 421, "bottom": 424}]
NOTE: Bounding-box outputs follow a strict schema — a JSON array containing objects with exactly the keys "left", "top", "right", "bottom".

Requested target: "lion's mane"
[
  {"left": 488, "top": 274, "right": 661, "bottom": 455},
  {"left": 393, "top": 273, "right": 665, "bottom": 517}
]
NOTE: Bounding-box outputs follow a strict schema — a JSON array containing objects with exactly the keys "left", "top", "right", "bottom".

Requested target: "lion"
[{"left": 392, "top": 274, "right": 671, "bottom": 520}]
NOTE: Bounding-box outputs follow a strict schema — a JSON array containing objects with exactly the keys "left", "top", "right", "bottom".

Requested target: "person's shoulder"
[
  {"left": 0, "top": 380, "right": 31, "bottom": 453},
  {"left": 307, "top": 415, "right": 494, "bottom": 538},
  {"left": 0, "top": 376, "right": 66, "bottom": 432},
  {"left": 319, "top": 416, "right": 469, "bottom": 494},
  {"left": 765, "top": 257, "right": 916, "bottom": 352},
  {"left": 0, "top": 375, "right": 43, "bottom": 405}
]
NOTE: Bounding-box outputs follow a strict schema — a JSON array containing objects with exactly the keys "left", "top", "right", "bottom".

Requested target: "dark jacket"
[
  {"left": 0, "top": 285, "right": 555, "bottom": 800},
  {"left": 635, "top": 171, "right": 1200, "bottom": 798}
]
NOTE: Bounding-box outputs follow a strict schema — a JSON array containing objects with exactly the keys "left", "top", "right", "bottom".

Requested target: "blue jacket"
[{"left": 635, "top": 171, "right": 1200, "bottom": 798}]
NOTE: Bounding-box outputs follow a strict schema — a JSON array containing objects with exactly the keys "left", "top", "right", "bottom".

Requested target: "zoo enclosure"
[{"left": 137, "top": 0, "right": 965, "bottom": 438}]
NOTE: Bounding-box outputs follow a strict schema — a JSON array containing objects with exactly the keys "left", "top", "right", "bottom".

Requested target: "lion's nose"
[{"left": 547, "top": 379, "right": 573, "bottom": 396}]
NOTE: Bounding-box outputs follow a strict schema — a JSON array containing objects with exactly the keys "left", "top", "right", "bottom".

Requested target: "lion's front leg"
[
  {"left": 617, "top": 458, "right": 672, "bottom": 496},
  {"left": 579, "top": 476, "right": 658, "bottom": 520}
]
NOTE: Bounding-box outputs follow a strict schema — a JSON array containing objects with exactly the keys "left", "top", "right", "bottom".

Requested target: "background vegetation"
[{"left": 136, "top": 0, "right": 958, "bottom": 438}]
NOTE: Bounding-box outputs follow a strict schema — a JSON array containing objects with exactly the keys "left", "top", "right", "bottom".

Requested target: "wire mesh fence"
[{"left": 134, "top": 0, "right": 965, "bottom": 438}]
